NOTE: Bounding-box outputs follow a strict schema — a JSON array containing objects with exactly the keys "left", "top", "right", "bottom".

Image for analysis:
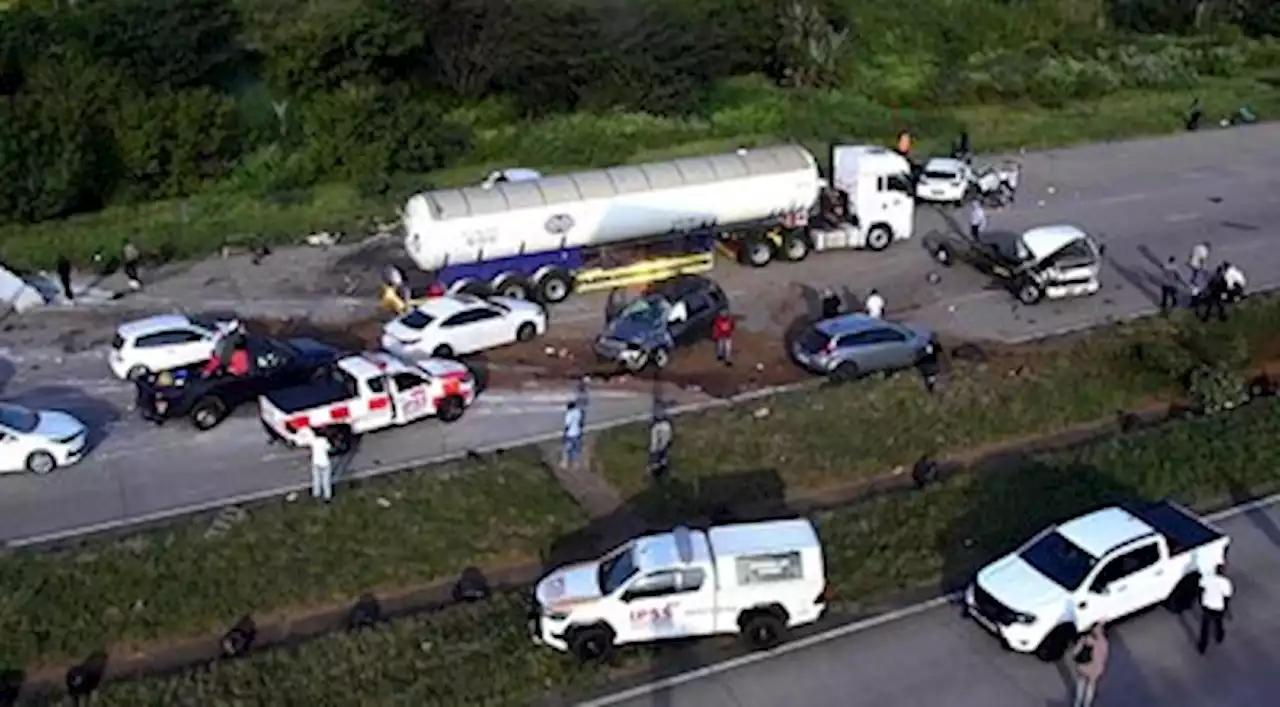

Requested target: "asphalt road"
[
  {"left": 1, "top": 124, "right": 1278, "bottom": 544},
  {"left": 594, "top": 498, "right": 1280, "bottom": 707}
]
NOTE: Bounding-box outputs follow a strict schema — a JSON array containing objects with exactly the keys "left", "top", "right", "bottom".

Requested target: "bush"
[
  {"left": 0, "top": 93, "right": 115, "bottom": 223},
  {"left": 1188, "top": 364, "right": 1249, "bottom": 413}
]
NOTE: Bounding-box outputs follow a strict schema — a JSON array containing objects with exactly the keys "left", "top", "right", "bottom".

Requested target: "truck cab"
[
  {"left": 259, "top": 351, "right": 476, "bottom": 451},
  {"left": 531, "top": 519, "right": 827, "bottom": 661},
  {"left": 808, "top": 145, "right": 915, "bottom": 253},
  {"left": 965, "top": 501, "right": 1229, "bottom": 661}
]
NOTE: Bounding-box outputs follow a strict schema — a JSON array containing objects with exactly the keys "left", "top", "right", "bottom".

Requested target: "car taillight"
[{"left": 285, "top": 416, "right": 310, "bottom": 432}]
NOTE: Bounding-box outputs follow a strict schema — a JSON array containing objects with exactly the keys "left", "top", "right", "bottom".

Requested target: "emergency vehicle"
[{"left": 258, "top": 351, "right": 477, "bottom": 452}]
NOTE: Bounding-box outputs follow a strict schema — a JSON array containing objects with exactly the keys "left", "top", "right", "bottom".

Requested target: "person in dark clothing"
[
  {"left": 1195, "top": 266, "right": 1228, "bottom": 322},
  {"left": 56, "top": 256, "right": 74, "bottom": 303},
  {"left": 820, "top": 288, "right": 841, "bottom": 319},
  {"left": 1160, "top": 256, "right": 1183, "bottom": 313},
  {"left": 122, "top": 241, "right": 142, "bottom": 290},
  {"left": 1185, "top": 97, "right": 1204, "bottom": 131}
]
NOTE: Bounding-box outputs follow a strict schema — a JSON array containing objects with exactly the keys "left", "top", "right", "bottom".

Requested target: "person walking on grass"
[
  {"left": 1198, "top": 563, "right": 1234, "bottom": 654},
  {"left": 969, "top": 200, "right": 987, "bottom": 240},
  {"left": 1160, "top": 256, "right": 1183, "bottom": 313},
  {"left": 712, "top": 309, "right": 735, "bottom": 367},
  {"left": 1071, "top": 622, "right": 1109, "bottom": 707}
]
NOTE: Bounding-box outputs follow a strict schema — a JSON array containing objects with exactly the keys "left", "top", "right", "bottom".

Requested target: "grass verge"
[
  {"left": 2, "top": 74, "right": 1277, "bottom": 269},
  {"left": 0, "top": 453, "right": 585, "bottom": 671},
  {"left": 61, "top": 391, "right": 1280, "bottom": 706}
]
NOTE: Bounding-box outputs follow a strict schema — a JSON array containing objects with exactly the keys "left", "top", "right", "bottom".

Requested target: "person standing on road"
[
  {"left": 1197, "top": 563, "right": 1234, "bottom": 654},
  {"left": 1160, "top": 256, "right": 1184, "bottom": 313},
  {"left": 969, "top": 200, "right": 987, "bottom": 240},
  {"left": 562, "top": 401, "right": 584, "bottom": 469},
  {"left": 1188, "top": 242, "right": 1210, "bottom": 293},
  {"left": 712, "top": 309, "right": 735, "bottom": 366},
  {"left": 1222, "top": 261, "right": 1246, "bottom": 302},
  {"left": 820, "top": 288, "right": 842, "bottom": 319},
  {"left": 297, "top": 427, "right": 334, "bottom": 502},
  {"left": 1071, "top": 623, "right": 1109, "bottom": 707},
  {"left": 864, "top": 289, "right": 885, "bottom": 319},
  {"left": 122, "top": 240, "right": 143, "bottom": 291}
]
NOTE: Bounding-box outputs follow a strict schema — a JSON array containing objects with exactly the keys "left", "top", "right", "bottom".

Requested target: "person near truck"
[
  {"left": 864, "top": 289, "right": 885, "bottom": 319},
  {"left": 820, "top": 288, "right": 842, "bottom": 319},
  {"left": 122, "top": 240, "right": 143, "bottom": 291},
  {"left": 1160, "top": 256, "right": 1184, "bottom": 313},
  {"left": 647, "top": 408, "right": 674, "bottom": 481},
  {"left": 895, "top": 130, "right": 912, "bottom": 157},
  {"left": 1188, "top": 242, "right": 1210, "bottom": 293},
  {"left": 1197, "top": 563, "right": 1234, "bottom": 654},
  {"left": 968, "top": 201, "right": 987, "bottom": 240},
  {"left": 712, "top": 309, "right": 735, "bottom": 366},
  {"left": 56, "top": 255, "right": 74, "bottom": 304},
  {"left": 1071, "top": 622, "right": 1109, "bottom": 707},
  {"left": 1195, "top": 266, "right": 1229, "bottom": 323},
  {"left": 296, "top": 426, "right": 334, "bottom": 502}
]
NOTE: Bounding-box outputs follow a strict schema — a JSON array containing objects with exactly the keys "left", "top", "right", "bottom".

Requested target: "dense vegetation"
[{"left": 0, "top": 0, "right": 1277, "bottom": 258}]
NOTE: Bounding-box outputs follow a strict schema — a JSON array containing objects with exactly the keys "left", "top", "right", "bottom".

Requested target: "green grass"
[
  {"left": 592, "top": 297, "right": 1280, "bottom": 520},
  {"left": 3, "top": 72, "right": 1278, "bottom": 270},
  {"left": 65, "top": 393, "right": 1280, "bottom": 707},
  {"left": 0, "top": 453, "right": 585, "bottom": 671}
]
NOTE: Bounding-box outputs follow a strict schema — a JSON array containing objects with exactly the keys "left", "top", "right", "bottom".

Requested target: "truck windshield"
[
  {"left": 597, "top": 547, "right": 638, "bottom": 595},
  {"left": 1019, "top": 531, "right": 1097, "bottom": 590}
]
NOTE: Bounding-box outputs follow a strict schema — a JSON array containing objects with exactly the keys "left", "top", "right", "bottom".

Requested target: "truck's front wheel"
[
  {"left": 567, "top": 625, "right": 614, "bottom": 662},
  {"left": 866, "top": 225, "right": 893, "bottom": 251},
  {"left": 740, "top": 610, "right": 787, "bottom": 650},
  {"left": 437, "top": 395, "right": 466, "bottom": 423}
]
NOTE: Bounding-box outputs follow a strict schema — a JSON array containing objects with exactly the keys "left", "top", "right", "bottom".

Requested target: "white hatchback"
[
  {"left": 108, "top": 314, "right": 227, "bottom": 380},
  {"left": 915, "top": 157, "right": 973, "bottom": 205},
  {"left": 0, "top": 402, "right": 89, "bottom": 474},
  {"left": 380, "top": 294, "right": 547, "bottom": 359}
]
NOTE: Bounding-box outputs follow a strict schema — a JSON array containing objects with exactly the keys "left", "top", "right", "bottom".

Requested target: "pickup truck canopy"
[{"left": 1124, "top": 501, "right": 1223, "bottom": 559}]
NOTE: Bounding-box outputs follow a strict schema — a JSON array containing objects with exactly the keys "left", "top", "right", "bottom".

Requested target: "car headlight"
[
  {"left": 543, "top": 610, "right": 570, "bottom": 622},
  {"left": 1013, "top": 611, "right": 1037, "bottom": 625}
]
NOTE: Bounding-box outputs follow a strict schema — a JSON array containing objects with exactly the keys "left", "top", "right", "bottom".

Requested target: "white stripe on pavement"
[{"left": 576, "top": 491, "right": 1280, "bottom": 707}]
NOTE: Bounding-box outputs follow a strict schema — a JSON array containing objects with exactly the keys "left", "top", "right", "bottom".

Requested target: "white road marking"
[
  {"left": 575, "top": 491, "right": 1280, "bottom": 706},
  {"left": 1097, "top": 193, "right": 1148, "bottom": 205},
  {"left": 1165, "top": 212, "right": 1201, "bottom": 222}
]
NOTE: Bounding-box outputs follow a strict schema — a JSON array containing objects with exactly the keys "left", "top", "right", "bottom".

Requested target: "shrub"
[
  {"left": 0, "top": 92, "right": 115, "bottom": 223},
  {"left": 1188, "top": 364, "right": 1249, "bottom": 413}
]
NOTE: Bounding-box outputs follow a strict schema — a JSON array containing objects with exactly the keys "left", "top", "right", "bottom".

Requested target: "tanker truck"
[{"left": 399, "top": 144, "right": 914, "bottom": 305}]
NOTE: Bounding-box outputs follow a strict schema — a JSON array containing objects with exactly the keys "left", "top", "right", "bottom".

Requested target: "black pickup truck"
[{"left": 135, "top": 336, "right": 339, "bottom": 431}]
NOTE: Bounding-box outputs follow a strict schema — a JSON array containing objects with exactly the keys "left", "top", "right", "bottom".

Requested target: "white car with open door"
[
  {"left": 109, "top": 314, "right": 230, "bottom": 380},
  {"left": 380, "top": 294, "right": 547, "bottom": 359},
  {"left": 0, "top": 402, "right": 89, "bottom": 475},
  {"left": 914, "top": 157, "right": 973, "bottom": 205}
]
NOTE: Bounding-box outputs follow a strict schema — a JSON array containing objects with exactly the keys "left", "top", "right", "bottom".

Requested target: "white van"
[{"left": 530, "top": 519, "right": 828, "bottom": 661}]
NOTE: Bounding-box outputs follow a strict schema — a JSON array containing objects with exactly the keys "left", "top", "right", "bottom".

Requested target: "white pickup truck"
[
  {"left": 964, "top": 500, "right": 1230, "bottom": 661},
  {"left": 530, "top": 519, "right": 829, "bottom": 661},
  {"left": 259, "top": 351, "right": 477, "bottom": 452}
]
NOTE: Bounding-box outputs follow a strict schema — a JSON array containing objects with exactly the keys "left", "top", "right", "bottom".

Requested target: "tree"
[
  {"left": 777, "top": 0, "right": 850, "bottom": 89},
  {"left": 72, "top": 0, "right": 243, "bottom": 88},
  {"left": 0, "top": 93, "right": 115, "bottom": 223},
  {"left": 419, "top": 0, "right": 516, "bottom": 98}
]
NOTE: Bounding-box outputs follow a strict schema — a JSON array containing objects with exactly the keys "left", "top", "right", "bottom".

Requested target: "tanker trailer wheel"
[
  {"left": 781, "top": 231, "right": 811, "bottom": 262},
  {"left": 740, "top": 234, "right": 775, "bottom": 267},
  {"left": 534, "top": 268, "right": 574, "bottom": 304},
  {"left": 491, "top": 272, "right": 530, "bottom": 300}
]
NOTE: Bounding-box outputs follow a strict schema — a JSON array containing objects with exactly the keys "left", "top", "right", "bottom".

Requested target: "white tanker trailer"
[{"left": 398, "top": 143, "right": 915, "bottom": 304}]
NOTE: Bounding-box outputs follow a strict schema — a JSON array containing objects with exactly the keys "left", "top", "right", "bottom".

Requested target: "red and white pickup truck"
[{"left": 259, "top": 351, "right": 477, "bottom": 452}]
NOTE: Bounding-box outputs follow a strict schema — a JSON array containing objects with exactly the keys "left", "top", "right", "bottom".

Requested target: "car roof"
[
  {"left": 117, "top": 314, "right": 203, "bottom": 338},
  {"left": 650, "top": 275, "right": 719, "bottom": 301},
  {"left": 815, "top": 313, "right": 899, "bottom": 337},
  {"left": 1020, "top": 225, "right": 1089, "bottom": 260},
  {"left": 924, "top": 157, "right": 966, "bottom": 173},
  {"left": 409, "top": 295, "right": 491, "bottom": 319},
  {"left": 1056, "top": 507, "right": 1155, "bottom": 558},
  {"left": 634, "top": 529, "right": 712, "bottom": 572}
]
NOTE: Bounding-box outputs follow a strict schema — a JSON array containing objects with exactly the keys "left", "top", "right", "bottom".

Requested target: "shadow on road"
[
  {"left": 7, "top": 386, "right": 121, "bottom": 451},
  {"left": 0, "top": 354, "right": 14, "bottom": 397},
  {"left": 1224, "top": 474, "right": 1280, "bottom": 549},
  {"left": 1107, "top": 254, "right": 1161, "bottom": 307}
]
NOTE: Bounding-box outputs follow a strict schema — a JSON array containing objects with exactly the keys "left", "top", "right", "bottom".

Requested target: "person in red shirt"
[
  {"left": 711, "top": 310, "right": 735, "bottom": 367},
  {"left": 202, "top": 347, "right": 250, "bottom": 377}
]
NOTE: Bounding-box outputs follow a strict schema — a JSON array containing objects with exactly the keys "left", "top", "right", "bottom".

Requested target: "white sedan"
[
  {"left": 108, "top": 314, "right": 229, "bottom": 380},
  {"left": 380, "top": 294, "right": 547, "bottom": 359},
  {"left": 915, "top": 157, "right": 973, "bottom": 205},
  {"left": 0, "top": 402, "right": 89, "bottom": 474}
]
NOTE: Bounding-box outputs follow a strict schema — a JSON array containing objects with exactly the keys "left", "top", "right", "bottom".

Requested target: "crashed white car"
[{"left": 915, "top": 157, "right": 973, "bottom": 205}]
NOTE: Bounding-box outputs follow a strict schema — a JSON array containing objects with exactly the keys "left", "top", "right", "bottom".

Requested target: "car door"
[
  {"left": 1081, "top": 541, "right": 1164, "bottom": 622},
  {"left": 839, "top": 328, "right": 906, "bottom": 373},
  {"left": 616, "top": 568, "right": 713, "bottom": 644},
  {"left": 674, "top": 293, "right": 713, "bottom": 344},
  {"left": 390, "top": 371, "right": 434, "bottom": 423}
]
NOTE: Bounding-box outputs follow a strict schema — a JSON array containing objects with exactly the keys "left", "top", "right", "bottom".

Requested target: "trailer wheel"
[
  {"left": 781, "top": 231, "right": 811, "bottom": 262},
  {"left": 491, "top": 273, "right": 530, "bottom": 300},
  {"left": 740, "top": 235, "right": 774, "bottom": 267},
  {"left": 866, "top": 225, "right": 893, "bottom": 251},
  {"left": 534, "top": 269, "right": 573, "bottom": 304}
]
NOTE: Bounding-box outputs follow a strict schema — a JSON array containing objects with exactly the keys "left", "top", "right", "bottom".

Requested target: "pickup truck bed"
[
  {"left": 1126, "top": 500, "right": 1223, "bottom": 558},
  {"left": 264, "top": 380, "right": 351, "bottom": 415}
]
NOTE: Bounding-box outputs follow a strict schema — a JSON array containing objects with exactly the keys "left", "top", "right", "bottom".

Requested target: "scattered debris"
[
  {"left": 752, "top": 406, "right": 770, "bottom": 419},
  {"left": 305, "top": 232, "right": 341, "bottom": 248},
  {"left": 285, "top": 492, "right": 298, "bottom": 502},
  {"left": 376, "top": 497, "right": 392, "bottom": 508},
  {"left": 204, "top": 506, "right": 249, "bottom": 539}
]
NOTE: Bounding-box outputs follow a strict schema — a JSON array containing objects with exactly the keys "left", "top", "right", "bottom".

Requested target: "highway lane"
[
  {"left": 2, "top": 124, "right": 1279, "bottom": 544},
  {"left": 593, "top": 498, "right": 1280, "bottom": 707}
]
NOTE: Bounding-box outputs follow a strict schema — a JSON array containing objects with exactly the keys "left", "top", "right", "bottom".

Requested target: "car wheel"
[
  {"left": 866, "top": 225, "right": 893, "bottom": 251},
  {"left": 740, "top": 611, "right": 787, "bottom": 650},
  {"left": 126, "top": 365, "right": 150, "bottom": 381},
  {"left": 1017, "top": 282, "right": 1043, "bottom": 305},
  {"left": 26, "top": 451, "right": 57, "bottom": 475},
  {"left": 650, "top": 347, "right": 671, "bottom": 370},
  {"left": 623, "top": 350, "right": 650, "bottom": 373},
  {"left": 568, "top": 625, "right": 614, "bottom": 663},
  {"left": 191, "top": 396, "right": 228, "bottom": 431},
  {"left": 832, "top": 361, "right": 860, "bottom": 382},
  {"left": 516, "top": 322, "right": 537, "bottom": 343},
  {"left": 432, "top": 344, "right": 455, "bottom": 359},
  {"left": 437, "top": 395, "right": 466, "bottom": 423},
  {"left": 1034, "top": 625, "right": 1075, "bottom": 662}
]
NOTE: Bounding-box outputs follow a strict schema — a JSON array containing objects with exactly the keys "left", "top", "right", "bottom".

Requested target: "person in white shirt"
[
  {"left": 1197, "top": 563, "right": 1233, "bottom": 654},
  {"left": 1222, "top": 261, "right": 1246, "bottom": 301},
  {"left": 1188, "top": 242, "right": 1210, "bottom": 293},
  {"left": 562, "top": 401, "right": 584, "bottom": 468},
  {"left": 864, "top": 289, "right": 885, "bottom": 319},
  {"left": 969, "top": 201, "right": 987, "bottom": 239},
  {"left": 297, "top": 427, "right": 334, "bottom": 502}
]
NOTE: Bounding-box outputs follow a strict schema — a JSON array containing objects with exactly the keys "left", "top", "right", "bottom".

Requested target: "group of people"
[
  {"left": 1159, "top": 242, "right": 1247, "bottom": 321},
  {"left": 820, "top": 287, "right": 884, "bottom": 320},
  {"left": 1068, "top": 563, "right": 1235, "bottom": 707}
]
